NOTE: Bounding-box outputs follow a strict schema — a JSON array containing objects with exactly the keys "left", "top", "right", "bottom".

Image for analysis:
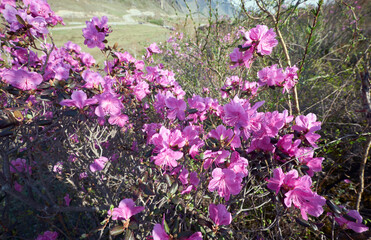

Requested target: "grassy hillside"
[{"left": 48, "top": 0, "right": 178, "bottom": 60}]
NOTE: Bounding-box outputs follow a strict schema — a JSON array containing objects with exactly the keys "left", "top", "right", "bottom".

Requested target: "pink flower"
[
  {"left": 165, "top": 97, "right": 187, "bottom": 121},
  {"left": 209, "top": 204, "right": 232, "bottom": 226},
  {"left": 82, "top": 16, "right": 110, "bottom": 49},
  {"left": 293, "top": 113, "right": 321, "bottom": 147},
  {"left": 267, "top": 168, "right": 325, "bottom": 220},
  {"left": 284, "top": 182, "right": 326, "bottom": 220},
  {"left": 228, "top": 151, "right": 249, "bottom": 177},
  {"left": 2, "top": 69, "right": 43, "bottom": 90},
  {"left": 89, "top": 156, "right": 108, "bottom": 172},
  {"left": 145, "top": 42, "right": 162, "bottom": 58},
  {"left": 229, "top": 47, "right": 253, "bottom": 69},
  {"left": 94, "top": 92, "right": 123, "bottom": 118},
  {"left": 152, "top": 148, "right": 183, "bottom": 170},
  {"left": 152, "top": 216, "right": 170, "bottom": 240},
  {"left": 208, "top": 125, "right": 241, "bottom": 149},
  {"left": 295, "top": 148, "right": 324, "bottom": 177},
  {"left": 179, "top": 168, "right": 200, "bottom": 194},
  {"left": 333, "top": 209, "right": 369, "bottom": 233},
  {"left": 108, "top": 114, "right": 129, "bottom": 127},
  {"left": 108, "top": 198, "right": 145, "bottom": 221},
  {"left": 282, "top": 66, "right": 298, "bottom": 93},
  {"left": 10, "top": 158, "right": 32, "bottom": 174},
  {"left": 203, "top": 150, "right": 230, "bottom": 170},
  {"left": 133, "top": 80, "right": 150, "bottom": 101},
  {"left": 14, "top": 181, "right": 23, "bottom": 192},
  {"left": 64, "top": 194, "right": 71, "bottom": 206},
  {"left": 266, "top": 167, "right": 285, "bottom": 194},
  {"left": 208, "top": 168, "right": 242, "bottom": 201},
  {"left": 184, "top": 232, "right": 203, "bottom": 240},
  {"left": 36, "top": 231, "right": 58, "bottom": 240},
  {"left": 82, "top": 69, "right": 105, "bottom": 89},
  {"left": 258, "top": 64, "right": 285, "bottom": 87},
  {"left": 60, "top": 90, "right": 98, "bottom": 109},
  {"left": 243, "top": 25, "right": 278, "bottom": 56},
  {"left": 53, "top": 162, "right": 63, "bottom": 174},
  {"left": 223, "top": 100, "right": 248, "bottom": 128}
]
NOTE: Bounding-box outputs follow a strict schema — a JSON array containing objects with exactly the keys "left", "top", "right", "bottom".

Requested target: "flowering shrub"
[{"left": 0, "top": 0, "right": 369, "bottom": 239}]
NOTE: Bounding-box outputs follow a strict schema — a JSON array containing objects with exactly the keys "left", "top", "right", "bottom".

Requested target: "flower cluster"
[{"left": 0, "top": 2, "right": 368, "bottom": 238}]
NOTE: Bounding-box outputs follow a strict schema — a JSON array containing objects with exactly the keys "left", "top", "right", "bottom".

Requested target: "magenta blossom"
[
  {"left": 89, "top": 156, "right": 108, "bottom": 172},
  {"left": 293, "top": 113, "right": 321, "bottom": 147},
  {"left": 82, "top": 69, "right": 105, "bottom": 89},
  {"left": 82, "top": 16, "right": 110, "bottom": 49},
  {"left": 2, "top": 69, "right": 43, "bottom": 90},
  {"left": 94, "top": 92, "right": 123, "bottom": 118},
  {"left": 60, "top": 90, "right": 98, "bottom": 109},
  {"left": 152, "top": 216, "right": 170, "bottom": 240},
  {"left": 108, "top": 198, "right": 144, "bottom": 221},
  {"left": 229, "top": 47, "right": 254, "bottom": 69},
  {"left": 332, "top": 208, "right": 369, "bottom": 233},
  {"left": 165, "top": 97, "right": 187, "bottom": 121},
  {"left": 242, "top": 25, "right": 278, "bottom": 55},
  {"left": 36, "top": 231, "right": 58, "bottom": 240},
  {"left": 10, "top": 158, "right": 32, "bottom": 174},
  {"left": 64, "top": 194, "right": 71, "bottom": 206},
  {"left": 208, "top": 168, "right": 242, "bottom": 201},
  {"left": 209, "top": 204, "right": 232, "bottom": 226},
  {"left": 258, "top": 64, "right": 285, "bottom": 87},
  {"left": 267, "top": 168, "right": 326, "bottom": 220},
  {"left": 295, "top": 148, "right": 324, "bottom": 177}
]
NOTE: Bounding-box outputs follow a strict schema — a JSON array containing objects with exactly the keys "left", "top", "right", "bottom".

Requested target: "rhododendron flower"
[
  {"left": 266, "top": 167, "right": 286, "bottom": 194},
  {"left": 276, "top": 134, "right": 301, "bottom": 159},
  {"left": 14, "top": 181, "right": 23, "bottom": 192},
  {"left": 60, "top": 90, "right": 98, "bottom": 109},
  {"left": 229, "top": 47, "right": 253, "bottom": 69},
  {"left": 295, "top": 148, "right": 324, "bottom": 177},
  {"left": 108, "top": 198, "right": 145, "bottom": 221},
  {"left": 53, "top": 161, "right": 63, "bottom": 174},
  {"left": 242, "top": 25, "right": 278, "bottom": 55},
  {"left": 152, "top": 148, "right": 183, "bottom": 170},
  {"left": 65, "top": 41, "right": 81, "bottom": 53},
  {"left": 82, "top": 16, "right": 110, "bottom": 49},
  {"left": 223, "top": 100, "right": 248, "bottom": 128},
  {"left": 293, "top": 113, "right": 321, "bottom": 147},
  {"left": 258, "top": 64, "right": 285, "bottom": 87},
  {"left": 10, "top": 158, "right": 32, "bottom": 174},
  {"left": 82, "top": 69, "right": 105, "bottom": 89},
  {"left": 179, "top": 168, "right": 200, "bottom": 194},
  {"left": 228, "top": 151, "right": 249, "bottom": 177},
  {"left": 165, "top": 97, "right": 187, "bottom": 121},
  {"left": 282, "top": 66, "right": 298, "bottom": 93},
  {"left": 94, "top": 92, "right": 123, "bottom": 118},
  {"left": 64, "top": 194, "right": 71, "bottom": 206},
  {"left": 145, "top": 42, "right": 162, "bottom": 58},
  {"left": 89, "top": 156, "right": 108, "bottom": 172},
  {"left": 208, "top": 168, "right": 242, "bottom": 201},
  {"left": 108, "top": 114, "right": 129, "bottom": 127},
  {"left": 209, "top": 204, "right": 232, "bottom": 226},
  {"left": 152, "top": 216, "right": 170, "bottom": 240},
  {"left": 36, "top": 231, "right": 58, "bottom": 240},
  {"left": 284, "top": 180, "right": 326, "bottom": 220},
  {"left": 208, "top": 125, "right": 241, "bottom": 148},
  {"left": 133, "top": 80, "right": 150, "bottom": 101},
  {"left": 2, "top": 69, "right": 43, "bottom": 90},
  {"left": 203, "top": 150, "right": 230, "bottom": 169},
  {"left": 332, "top": 209, "right": 369, "bottom": 233},
  {"left": 184, "top": 232, "right": 203, "bottom": 240},
  {"left": 267, "top": 168, "right": 325, "bottom": 220}
]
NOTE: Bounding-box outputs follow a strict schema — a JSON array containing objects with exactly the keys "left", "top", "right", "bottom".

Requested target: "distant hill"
[
  {"left": 169, "top": 0, "right": 236, "bottom": 16},
  {"left": 47, "top": 0, "right": 236, "bottom": 20}
]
